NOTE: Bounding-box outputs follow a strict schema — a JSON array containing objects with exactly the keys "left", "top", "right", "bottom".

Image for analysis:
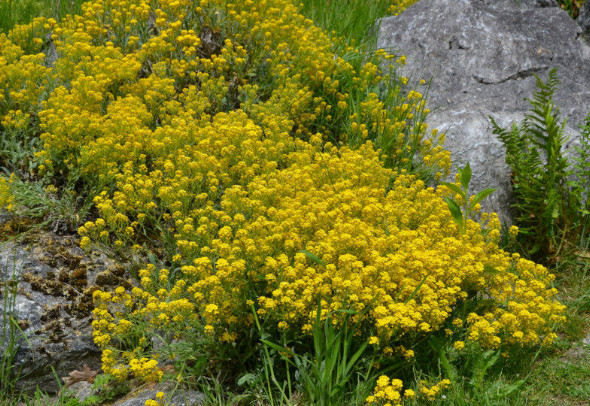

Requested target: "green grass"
[
  {"left": 0, "top": 0, "right": 88, "bottom": 34},
  {"left": 299, "top": 0, "right": 394, "bottom": 50},
  {"left": 520, "top": 259, "right": 590, "bottom": 405},
  {"left": 0, "top": 244, "right": 23, "bottom": 399}
]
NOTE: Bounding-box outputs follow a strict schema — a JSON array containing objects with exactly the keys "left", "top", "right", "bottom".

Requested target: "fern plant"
[
  {"left": 491, "top": 68, "right": 587, "bottom": 260},
  {"left": 571, "top": 112, "right": 590, "bottom": 250}
]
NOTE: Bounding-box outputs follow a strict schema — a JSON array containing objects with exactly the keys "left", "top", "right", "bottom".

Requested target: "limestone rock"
[
  {"left": 67, "top": 381, "right": 95, "bottom": 402},
  {"left": 377, "top": 0, "right": 590, "bottom": 222},
  {"left": 480, "top": 0, "right": 558, "bottom": 9},
  {"left": 111, "top": 382, "right": 205, "bottom": 406},
  {"left": 0, "top": 227, "right": 132, "bottom": 394}
]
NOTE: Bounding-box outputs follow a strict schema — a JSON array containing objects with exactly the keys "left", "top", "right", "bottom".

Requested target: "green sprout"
[{"left": 441, "top": 162, "right": 495, "bottom": 234}]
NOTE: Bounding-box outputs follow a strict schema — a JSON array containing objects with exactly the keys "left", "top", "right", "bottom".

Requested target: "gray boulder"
[
  {"left": 377, "top": 0, "right": 590, "bottom": 223},
  {"left": 0, "top": 225, "right": 132, "bottom": 394}
]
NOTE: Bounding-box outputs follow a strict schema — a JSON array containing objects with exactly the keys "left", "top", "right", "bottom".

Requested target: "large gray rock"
[
  {"left": 378, "top": 0, "right": 590, "bottom": 222},
  {"left": 0, "top": 227, "right": 132, "bottom": 394}
]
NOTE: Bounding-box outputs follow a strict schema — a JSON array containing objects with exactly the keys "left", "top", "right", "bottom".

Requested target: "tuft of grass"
[
  {"left": 255, "top": 305, "right": 378, "bottom": 406},
  {"left": 0, "top": 245, "right": 24, "bottom": 400},
  {"left": 0, "top": 0, "right": 89, "bottom": 34},
  {"left": 0, "top": 173, "right": 95, "bottom": 235},
  {"left": 298, "top": 0, "right": 413, "bottom": 50}
]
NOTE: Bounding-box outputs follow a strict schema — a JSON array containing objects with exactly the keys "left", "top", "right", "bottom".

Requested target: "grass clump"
[
  {"left": 0, "top": 0, "right": 88, "bottom": 34},
  {"left": 299, "top": 0, "right": 420, "bottom": 50}
]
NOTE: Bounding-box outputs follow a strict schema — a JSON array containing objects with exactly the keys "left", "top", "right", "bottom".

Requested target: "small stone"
[
  {"left": 111, "top": 382, "right": 205, "bottom": 406},
  {"left": 67, "top": 381, "right": 95, "bottom": 402}
]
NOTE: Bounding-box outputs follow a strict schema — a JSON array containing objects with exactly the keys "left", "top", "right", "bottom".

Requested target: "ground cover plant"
[{"left": 0, "top": 0, "right": 579, "bottom": 404}]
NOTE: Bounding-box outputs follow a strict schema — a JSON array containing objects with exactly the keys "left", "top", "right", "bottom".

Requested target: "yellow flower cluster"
[
  {"left": 0, "top": 176, "right": 12, "bottom": 209},
  {"left": 90, "top": 136, "right": 564, "bottom": 381},
  {"left": 419, "top": 379, "right": 452, "bottom": 401},
  {"left": 366, "top": 375, "right": 415, "bottom": 406},
  {"left": 144, "top": 391, "right": 166, "bottom": 406},
  {"left": 0, "top": 0, "right": 564, "bottom": 385},
  {"left": 366, "top": 375, "right": 450, "bottom": 406}
]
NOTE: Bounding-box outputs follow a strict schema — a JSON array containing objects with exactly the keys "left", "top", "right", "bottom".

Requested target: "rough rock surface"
[
  {"left": 482, "top": 0, "right": 558, "bottom": 8},
  {"left": 0, "top": 216, "right": 133, "bottom": 394},
  {"left": 377, "top": 0, "right": 590, "bottom": 222},
  {"left": 110, "top": 382, "right": 205, "bottom": 406}
]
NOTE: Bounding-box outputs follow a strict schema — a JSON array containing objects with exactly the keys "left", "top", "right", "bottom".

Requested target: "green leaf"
[
  {"left": 299, "top": 249, "right": 326, "bottom": 268},
  {"left": 344, "top": 341, "right": 368, "bottom": 377},
  {"left": 483, "top": 264, "right": 501, "bottom": 275},
  {"left": 440, "top": 182, "right": 466, "bottom": 200},
  {"left": 405, "top": 274, "right": 428, "bottom": 304},
  {"left": 260, "top": 339, "right": 297, "bottom": 367},
  {"left": 237, "top": 373, "right": 257, "bottom": 386},
  {"left": 459, "top": 162, "right": 472, "bottom": 191},
  {"left": 444, "top": 197, "right": 464, "bottom": 228},
  {"left": 471, "top": 188, "right": 496, "bottom": 207},
  {"left": 496, "top": 379, "right": 526, "bottom": 397}
]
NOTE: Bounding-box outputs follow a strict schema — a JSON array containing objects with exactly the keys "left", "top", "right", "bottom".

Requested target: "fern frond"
[{"left": 492, "top": 68, "right": 585, "bottom": 260}]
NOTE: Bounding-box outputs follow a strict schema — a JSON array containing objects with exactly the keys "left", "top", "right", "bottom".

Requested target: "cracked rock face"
[
  {"left": 0, "top": 222, "right": 132, "bottom": 394},
  {"left": 378, "top": 0, "right": 590, "bottom": 222},
  {"left": 480, "top": 0, "right": 558, "bottom": 8}
]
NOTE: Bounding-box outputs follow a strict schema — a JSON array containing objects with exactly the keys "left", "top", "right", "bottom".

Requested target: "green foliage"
[
  {"left": 0, "top": 0, "right": 88, "bottom": 33},
  {"left": 491, "top": 68, "right": 589, "bottom": 260},
  {"left": 0, "top": 173, "right": 95, "bottom": 235},
  {"left": 558, "top": 0, "right": 586, "bottom": 19},
  {"left": 0, "top": 249, "right": 25, "bottom": 398},
  {"left": 426, "top": 337, "right": 527, "bottom": 406},
  {"left": 571, "top": 112, "right": 590, "bottom": 250},
  {"left": 441, "top": 162, "right": 496, "bottom": 235},
  {"left": 299, "top": 0, "right": 392, "bottom": 50},
  {"left": 0, "top": 121, "right": 40, "bottom": 179},
  {"left": 84, "top": 374, "right": 130, "bottom": 405},
  {"left": 253, "top": 302, "right": 380, "bottom": 406}
]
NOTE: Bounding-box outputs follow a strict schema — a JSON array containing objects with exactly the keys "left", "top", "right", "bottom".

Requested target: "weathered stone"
[
  {"left": 377, "top": 0, "right": 590, "bottom": 222},
  {"left": 111, "top": 382, "right": 205, "bottom": 406},
  {"left": 480, "top": 0, "right": 558, "bottom": 9},
  {"left": 0, "top": 230, "right": 132, "bottom": 394},
  {"left": 67, "top": 381, "right": 95, "bottom": 402}
]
